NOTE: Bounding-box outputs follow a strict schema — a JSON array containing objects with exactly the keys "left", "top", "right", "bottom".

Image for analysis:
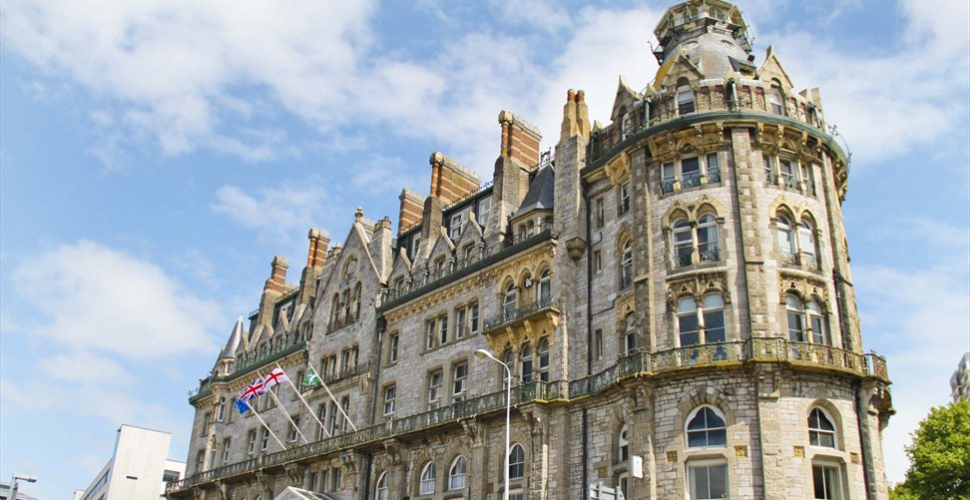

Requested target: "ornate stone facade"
[{"left": 169, "top": 2, "right": 893, "bottom": 500}]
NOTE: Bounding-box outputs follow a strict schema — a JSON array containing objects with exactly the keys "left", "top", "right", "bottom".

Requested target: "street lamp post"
[
  {"left": 475, "top": 348, "right": 511, "bottom": 500},
  {"left": 8, "top": 474, "right": 37, "bottom": 500}
]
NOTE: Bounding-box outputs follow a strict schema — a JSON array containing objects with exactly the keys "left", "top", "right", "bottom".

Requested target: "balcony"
[
  {"left": 327, "top": 313, "right": 359, "bottom": 334},
  {"left": 169, "top": 338, "right": 888, "bottom": 494},
  {"left": 483, "top": 296, "right": 560, "bottom": 333}
]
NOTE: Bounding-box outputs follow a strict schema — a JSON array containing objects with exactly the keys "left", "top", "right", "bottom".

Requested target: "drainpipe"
[
  {"left": 853, "top": 380, "right": 875, "bottom": 500},
  {"left": 643, "top": 98, "right": 651, "bottom": 129},
  {"left": 582, "top": 177, "right": 593, "bottom": 498}
]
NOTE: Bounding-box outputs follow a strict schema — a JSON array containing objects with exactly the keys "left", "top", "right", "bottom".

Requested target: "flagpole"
[
  {"left": 256, "top": 368, "right": 309, "bottom": 445},
  {"left": 306, "top": 359, "right": 358, "bottom": 432},
  {"left": 248, "top": 402, "right": 287, "bottom": 450},
  {"left": 276, "top": 362, "right": 330, "bottom": 438}
]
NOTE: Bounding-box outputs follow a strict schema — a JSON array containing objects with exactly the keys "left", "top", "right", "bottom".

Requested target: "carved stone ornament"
[
  {"left": 778, "top": 271, "right": 829, "bottom": 303},
  {"left": 666, "top": 271, "right": 730, "bottom": 311}
]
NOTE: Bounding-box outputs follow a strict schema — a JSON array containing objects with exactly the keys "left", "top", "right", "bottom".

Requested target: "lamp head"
[
  {"left": 13, "top": 475, "right": 37, "bottom": 483},
  {"left": 474, "top": 349, "right": 489, "bottom": 360}
]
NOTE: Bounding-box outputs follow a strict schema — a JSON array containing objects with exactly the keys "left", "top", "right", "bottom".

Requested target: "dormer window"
[
  {"left": 450, "top": 213, "right": 463, "bottom": 241},
  {"left": 769, "top": 82, "right": 785, "bottom": 115},
  {"left": 677, "top": 84, "right": 695, "bottom": 115}
]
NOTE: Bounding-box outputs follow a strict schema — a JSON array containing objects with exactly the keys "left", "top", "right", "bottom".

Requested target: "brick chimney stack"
[
  {"left": 299, "top": 229, "right": 330, "bottom": 305},
  {"left": 256, "top": 256, "right": 288, "bottom": 329},
  {"left": 561, "top": 89, "right": 591, "bottom": 142},
  {"left": 498, "top": 110, "right": 542, "bottom": 169}
]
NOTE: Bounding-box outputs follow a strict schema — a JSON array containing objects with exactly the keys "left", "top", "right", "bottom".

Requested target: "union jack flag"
[{"left": 240, "top": 377, "right": 265, "bottom": 402}]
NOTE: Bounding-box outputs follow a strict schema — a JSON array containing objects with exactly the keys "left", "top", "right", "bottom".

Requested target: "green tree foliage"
[{"left": 900, "top": 401, "right": 970, "bottom": 500}]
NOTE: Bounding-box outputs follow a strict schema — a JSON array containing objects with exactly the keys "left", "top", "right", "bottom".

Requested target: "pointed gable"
[
  {"left": 756, "top": 45, "right": 795, "bottom": 90},
  {"left": 610, "top": 75, "right": 641, "bottom": 123}
]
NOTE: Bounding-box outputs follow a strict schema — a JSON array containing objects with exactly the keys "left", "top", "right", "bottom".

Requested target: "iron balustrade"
[
  {"left": 169, "top": 337, "right": 888, "bottom": 494},
  {"left": 483, "top": 296, "right": 560, "bottom": 332},
  {"left": 681, "top": 172, "right": 702, "bottom": 188}
]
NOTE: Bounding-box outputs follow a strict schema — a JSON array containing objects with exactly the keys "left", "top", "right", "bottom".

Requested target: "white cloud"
[
  {"left": 211, "top": 178, "right": 340, "bottom": 245},
  {"left": 8, "top": 240, "right": 221, "bottom": 359}
]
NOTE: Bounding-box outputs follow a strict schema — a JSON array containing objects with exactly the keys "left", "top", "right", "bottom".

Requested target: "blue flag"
[{"left": 234, "top": 398, "right": 251, "bottom": 414}]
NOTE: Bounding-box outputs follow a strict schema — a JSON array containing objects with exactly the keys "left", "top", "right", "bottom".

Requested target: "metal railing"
[
  {"left": 483, "top": 296, "right": 560, "bottom": 332},
  {"left": 170, "top": 337, "right": 889, "bottom": 493}
]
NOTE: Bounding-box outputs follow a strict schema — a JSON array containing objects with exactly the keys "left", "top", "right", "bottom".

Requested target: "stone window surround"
[
  {"left": 659, "top": 147, "right": 724, "bottom": 195},
  {"left": 664, "top": 210, "right": 726, "bottom": 272},
  {"left": 770, "top": 203, "right": 822, "bottom": 272},
  {"left": 761, "top": 149, "right": 818, "bottom": 196}
]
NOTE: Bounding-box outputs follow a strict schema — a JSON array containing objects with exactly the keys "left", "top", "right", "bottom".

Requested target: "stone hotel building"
[{"left": 168, "top": 1, "right": 894, "bottom": 499}]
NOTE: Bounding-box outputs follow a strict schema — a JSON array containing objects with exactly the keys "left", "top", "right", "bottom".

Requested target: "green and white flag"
[{"left": 302, "top": 368, "right": 322, "bottom": 387}]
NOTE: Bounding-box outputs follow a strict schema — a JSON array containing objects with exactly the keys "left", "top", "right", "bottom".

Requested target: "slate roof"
[{"left": 514, "top": 165, "right": 555, "bottom": 216}]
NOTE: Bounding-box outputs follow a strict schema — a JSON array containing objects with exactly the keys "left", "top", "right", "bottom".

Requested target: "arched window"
[
  {"left": 331, "top": 295, "right": 341, "bottom": 327},
  {"left": 520, "top": 343, "right": 533, "bottom": 384},
  {"left": 686, "top": 406, "right": 727, "bottom": 448},
  {"left": 702, "top": 293, "right": 726, "bottom": 343},
  {"left": 537, "top": 338, "right": 550, "bottom": 381},
  {"left": 503, "top": 347, "right": 515, "bottom": 389},
  {"left": 620, "top": 240, "right": 634, "bottom": 289},
  {"left": 809, "top": 408, "right": 837, "bottom": 448},
  {"left": 449, "top": 456, "right": 467, "bottom": 490},
  {"left": 769, "top": 84, "right": 785, "bottom": 115},
  {"left": 677, "top": 297, "right": 699, "bottom": 346},
  {"left": 618, "top": 425, "right": 630, "bottom": 463},
  {"left": 216, "top": 398, "right": 226, "bottom": 421},
  {"left": 807, "top": 301, "right": 830, "bottom": 345},
  {"left": 419, "top": 462, "right": 436, "bottom": 495},
  {"left": 352, "top": 282, "right": 362, "bottom": 319},
  {"left": 799, "top": 219, "right": 818, "bottom": 268},
  {"left": 538, "top": 270, "right": 552, "bottom": 305},
  {"left": 503, "top": 283, "right": 517, "bottom": 320},
  {"left": 375, "top": 471, "right": 388, "bottom": 500},
  {"left": 677, "top": 84, "right": 696, "bottom": 115},
  {"left": 777, "top": 215, "right": 797, "bottom": 262},
  {"left": 509, "top": 444, "right": 525, "bottom": 480},
  {"left": 787, "top": 294, "right": 806, "bottom": 342},
  {"left": 697, "top": 214, "right": 719, "bottom": 262},
  {"left": 673, "top": 219, "right": 693, "bottom": 267}
]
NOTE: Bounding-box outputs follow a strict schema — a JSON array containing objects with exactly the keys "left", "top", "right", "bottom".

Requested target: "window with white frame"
[
  {"left": 450, "top": 213, "right": 463, "bottom": 241},
  {"left": 260, "top": 428, "right": 269, "bottom": 451},
  {"left": 809, "top": 408, "right": 837, "bottom": 448},
  {"left": 673, "top": 219, "right": 694, "bottom": 267},
  {"left": 538, "top": 269, "right": 551, "bottom": 304},
  {"left": 216, "top": 399, "right": 225, "bottom": 421},
  {"left": 787, "top": 294, "right": 807, "bottom": 343},
  {"left": 375, "top": 471, "right": 388, "bottom": 500},
  {"left": 452, "top": 362, "right": 468, "bottom": 401},
  {"left": 686, "top": 406, "right": 727, "bottom": 448},
  {"left": 697, "top": 214, "right": 720, "bottom": 263},
  {"left": 428, "top": 370, "right": 443, "bottom": 409},
  {"left": 509, "top": 444, "right": 526, "bottom": 480},
  {"left": 763, "top": 155, "right": 776, "bottom": 184},
  {"left": 799, "top": 219, "right": 818, "bottom": 268},
  {"left": 621, "top": 111, "right": 633, "bottom": 140},
  {"left": 595, "top": 197, "right": 605, "bottom": 228},
  {"left": 287, "top": 415, "right": 301, "bottom": 442},
  {"left": 419, "top": 462, "right": 436, "bottom": 495},
  {"left": 812, "top": 463, "right": 843, "bottom": 500},
  {"left": 687, "top": 459, "right": 729, "bottom": 500},
  {"left": 520, "top": 343, "right": 533, "bottom": 383},
  {"left": 449, "top": 456, "right": 467, "bottom": 490},
  {"left": 222, "top": 438, "right": 231, "bottom": 464},
  {"left": 503, "top": 348, "right": 514, "bottom": 389},
  {"left": 808, "top": 301, "right": 831, "bottom": 345},
  {"left": 662, "top": 162, "right": 676, "bottom": 191},
  {"left": 537, "top": 338, "right": 550, "bottom": 381},
  {"left": 618, "top": 424, "right": 630, "bottom": 463},
  {"left": 425, "top": 319, "right": 436, "bottom": 350},
  {"left": 332, "top": 468, "right": 342, "bottom": 491},
  {"left": 469, "top": 301, "right": 480, "bottom": 333},
  {"left": 780, "top": 159, "right": 797, "bottom": 188},
  {"left": 455, "top": 306, "right": 466, "bottom": 339},
  {"left": 383, "top": 385, "right": 396, "bottom": 418},
  {"left": 678, "top": 84, "right": 696, "bottom": 115},
  {"left": 388, "top": 333, "right": 399, "bottom": 363},
  {"left": 677, "top": 297, "right": 700, "bottom": 347},
  {"left": 769, "top": 85, "right": 785, "bottom": 115},
  {"left": 624, "top": 313, "right": 637, "bottom": 355},
  {"left": 619, "top": 181, "right": 631, "bottom": 214},
  {"left": 247, "top": 430, "right": 257, "bottom": 457},
  {"left": 593, "top": 249, "right": 603, "bottom": 274},
  {"left": 777, "top": 214, "right": 797, "bottom": 262},
  {"left": 706, "top": 152, "right": 720, "bottom": 180},
  {"left": 317, "top": 405, "right": 327, "bottom": 440},
  {"left": 620, "top": 239, "right": 634, "bottom": 289},
  {"left": 439, "top": 314, "right": 448, "bottom": 345},
  {"left": 681, "top": 156, "right": 701, "bottom": 186},
  {"left": 503, "top": 283, "right": 517, "bottom": 319},
  {"left": 478, "top": 198, "right": 491, "bottom": 227},
  {"left": 339, "top": 396, "right": 350, "bottom": 432}
]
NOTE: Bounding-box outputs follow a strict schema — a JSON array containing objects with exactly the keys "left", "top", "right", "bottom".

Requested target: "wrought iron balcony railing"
[
  {"left": 169, "top": 338, "right": 888, "bottom": 494},
  {"left": 483, "top": 296, "right": 560, "bottom": 332},
  {"left": 681, "top": 172, "right": 702, "bottom": 188}
]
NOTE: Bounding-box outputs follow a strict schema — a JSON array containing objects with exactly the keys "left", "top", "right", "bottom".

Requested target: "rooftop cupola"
[{"left": 652, "top": 0, "right": 753, "bottom": 79}]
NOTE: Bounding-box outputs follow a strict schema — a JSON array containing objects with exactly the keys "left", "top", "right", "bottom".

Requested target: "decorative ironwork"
[
  {"left": 682, "top": 172, "right": 702, "bottom": 188},
  {"left": 699, "top": 247, "right": 720, "bottom": 263},
  {"left": 707, "top": 168, "right": 722, "bottom": 183},
  {"left": 662, "top": 179, "right": 676, "bottom": 193},
  {"left": 170, "top": 338, "right": 889, "bottom": 494},
  {"left": 483, "top": 296, "right": 559, "bottom": 332}
]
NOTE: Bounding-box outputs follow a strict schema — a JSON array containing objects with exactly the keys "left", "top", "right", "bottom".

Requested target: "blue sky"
[{"left": 1, "top": 0, "right": 967, "bottom": 498}]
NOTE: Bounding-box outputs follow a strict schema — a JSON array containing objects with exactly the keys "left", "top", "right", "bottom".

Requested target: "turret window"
[
  {"left": 686, "top": 406, "right": 727, "bottom": 448},
  {"left": 538, "top": 270, "right": 552, "bottom": 304},
  {"left": 786, "top": 295, "right": 831, "bottom": 346},
  {"left": 662, "top": 154, "right": 722, "bottom": 193},
  {"left": 678, "top": 85, "right": 696, "bottom": 115},
  {"left": 677, "top": 293, "right": 728, "bottom": 348},
  {"left": 671, "top": 214, "right": 721, "bottom": 268},
  {"left": 623, "top": 313, "right": 637, "bottom": 355},
  {"left": 769, "top": 85, "right": 785, "bottom": 115},
  {"left": 808, "top": 408, "right": 837, "bottom": 448}
]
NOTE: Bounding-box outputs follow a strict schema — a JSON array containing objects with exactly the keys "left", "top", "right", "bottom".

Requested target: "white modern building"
[{"left": 74, "top": 425, "right": 185, "bottom": 500}]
